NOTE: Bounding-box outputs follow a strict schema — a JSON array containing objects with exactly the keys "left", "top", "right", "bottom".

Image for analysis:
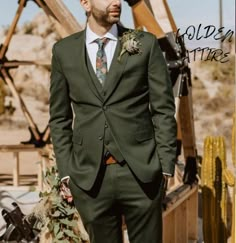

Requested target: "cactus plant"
[
  {"left": 231, "top": 114, "right": 236, "bottom": 243},
  {"left": 202, "top": 136, "right": 235, "bottom": 243}
]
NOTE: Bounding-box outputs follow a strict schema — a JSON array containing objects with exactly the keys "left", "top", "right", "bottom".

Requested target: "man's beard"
[{"left": 91, "top": 5, "right": 121, "bottom": 27}]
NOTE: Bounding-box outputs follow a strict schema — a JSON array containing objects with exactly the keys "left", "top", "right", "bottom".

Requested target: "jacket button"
[
  {"left": 98, "top": 136, "right": 103, "bottom": 140},
  {"left": 102, "top": 106, "right": 107, "bottom": 111},
  {"left": 105, "top": 123, "right": 108, "bottom": 128}
]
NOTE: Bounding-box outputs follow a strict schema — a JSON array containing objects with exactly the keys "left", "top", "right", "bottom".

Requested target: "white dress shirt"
[{"left": 86, "top": 24, "right": 118, "bottom": 83}]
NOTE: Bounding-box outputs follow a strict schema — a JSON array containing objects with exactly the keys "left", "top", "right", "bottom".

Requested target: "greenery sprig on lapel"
[{"left": 118, "top": 28, "right": 143, "bottom": 61}]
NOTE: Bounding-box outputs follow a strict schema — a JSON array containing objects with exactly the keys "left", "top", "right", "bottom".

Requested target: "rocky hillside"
[{"left": 0, "top": 12, "right": 60, "bottom": 104}]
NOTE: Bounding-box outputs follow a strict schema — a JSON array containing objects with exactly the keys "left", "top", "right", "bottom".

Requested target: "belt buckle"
[{"left": 104, "top": 153, "right": 117, "bottom": 165}]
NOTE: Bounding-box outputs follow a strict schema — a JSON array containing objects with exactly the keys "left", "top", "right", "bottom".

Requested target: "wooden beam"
[
  {"left": 35, "top": 0, "right": 70, "bottom": 38},
  {"left": 179, "top": 89, "right": 197, "bottom": 159},
  {"left": 0, "top": 69, "right": 41, "bottom": 140},
  {"left": 13, "top": 152, "right": 20, "bottom": 186},
  {"left": 144, "top": 0, "right": 173, "bottom": 33},
  {"left": 187, "top": 187, "right": 198, "bottom": 241},
  {"left": 163, "top": 0, "right": 178, "bottom": 32},
  {"left": 131, "top": 1, "right": 166, "bottom": 38},
  {"left": 2, "top": 60, "right": 50, "bottom": 67},
  {"left": 163, "top": 184, "right": 198, "bottom": 216},
  {"left": 163, "top": 211, "right": 176, "bottom": 243},
  {"left": 43, "top": 0, "right": 83, "bottom": 35},
  {"left": 0, "top": 0, "right": 26, "bottom": 58},
  {"left": 175, "top": 201, "right": 188, "bottom": 243},
  {"left": 0, "top": 144, "right": 39, "bottom": 152}
]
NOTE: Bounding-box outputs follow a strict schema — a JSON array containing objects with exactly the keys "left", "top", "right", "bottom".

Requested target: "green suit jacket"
[{"left": 49, "top": 25, "right": 177, "bottom": 191}]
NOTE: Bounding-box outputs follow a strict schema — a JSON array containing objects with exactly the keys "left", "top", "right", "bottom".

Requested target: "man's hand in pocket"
[{"left": 59, "top": 177, "right": 73, "bottom": 203}]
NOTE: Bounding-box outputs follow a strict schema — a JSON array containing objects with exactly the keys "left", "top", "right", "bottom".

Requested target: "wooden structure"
[
  {"left": 0, "top": 144, "right": 48, "bottom": 190},
  {"left": 0, "top": 0, "right": 198, "bottom": 242}
]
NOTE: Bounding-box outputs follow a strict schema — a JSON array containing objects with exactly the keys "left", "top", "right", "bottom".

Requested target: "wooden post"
[
  {"left": 131, "top": 1, "right": 166, "bottom": 38},
  {"left": 13, "top": 152, "right": 20, "bottom": 186},
  {"left": 163, "top": 211, "right": 176, "bottom": 243},
  {"left": 144, "top": 0, "right": 173, "bottom": 33},
  {"left": 43, "top": 0, "right": 82, "bottom": 35},
  {"left": 187, "top": 187, "right": 198, "bottom": 241},
  {"left": 1, "top": 69, "right": 41, "bottom": 141},
  {"left": 175, "top": 201, "right": 188, "bottom": 243},
  {"left": 0, "top": 0, "right": 26, "bottom": 59},
  {"left": 37, "top": 154, "right": 43, "bottom": 190}
]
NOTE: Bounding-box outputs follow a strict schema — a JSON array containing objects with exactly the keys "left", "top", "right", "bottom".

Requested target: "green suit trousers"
[{"left": 69, "top": 162, "right": 165, "bottom": 243}]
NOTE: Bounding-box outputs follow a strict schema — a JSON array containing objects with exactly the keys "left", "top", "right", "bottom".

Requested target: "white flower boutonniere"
[{"left": 118, "top": 29, "right": 142, "bottom": 61}]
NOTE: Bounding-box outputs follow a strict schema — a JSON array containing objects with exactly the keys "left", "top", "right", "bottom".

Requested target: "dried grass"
[
  {"left": 199, "top": 55, "right": 235, "bottom": 84},
  {"left": 192, "top": 75, "right": 206, "bottom": 89},
  {"left": 192, "top": 89, "right": 209, "bottom": 105},
  {"left": 16, "top": 82, "right": 49, "bottom": 104}
]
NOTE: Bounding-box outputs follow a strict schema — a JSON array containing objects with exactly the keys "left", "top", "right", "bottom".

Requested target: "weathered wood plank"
[
  {"left": 163, "top": 184, "right": 198, "bottom": 216},
  {"left": 175, "top": 201, "right": 188, "bottom": 243},
  {"left": 131, "top": 1, "right": 166, "bottom": 38},
  {"left": 43, "top": 0, "right": 82, "bottom": 35},
  {"left": 163, "top": 211, "right": 176, "bottom": 243},
  {"left": 13, "top": 152, "right": 20, "bottom": 187},
  {"left": 144, "top": 0, "right": 173, "bottom": 33},
  {"left": 187, "top": 188, "right": 198, "bottom": 241},
  {"left": 0, "top": 144, "right": 41, "bottom": 152}
]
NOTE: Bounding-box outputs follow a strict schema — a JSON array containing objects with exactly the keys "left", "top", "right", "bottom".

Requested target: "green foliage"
[
  {"left": 118, "top": 28, "right": 143, "bottom": 61},
  {"left": 22, "top": 22, "right": 36, "bottom": 35},
  {"left": 29, "top": 164, "right": 87, "bottom": 243},
  {"left": 43, "top": 166, "right": 85, "bottom": 242},
  {"left": 199, "top": 54, "right": 235, "bottom": 84}
]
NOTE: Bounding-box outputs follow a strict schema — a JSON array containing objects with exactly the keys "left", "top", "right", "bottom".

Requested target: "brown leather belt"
[{"left": 104, "top": 154, "right": 117, "bottom": 165}]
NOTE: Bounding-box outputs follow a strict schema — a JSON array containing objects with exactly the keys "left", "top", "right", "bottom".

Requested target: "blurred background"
[
  {"left": 0, "top": 1, "right": 235, "bottom": 242},
  {"left": 0, "top": 0, "right": 234, "bottom": 159}
]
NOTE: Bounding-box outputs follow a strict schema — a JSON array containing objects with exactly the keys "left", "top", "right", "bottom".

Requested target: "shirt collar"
[{"left": 86, "top": 24, "right": 118, "bottom": 44}]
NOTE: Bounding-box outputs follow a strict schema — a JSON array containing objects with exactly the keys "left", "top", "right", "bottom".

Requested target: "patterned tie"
[{"left": 95, "top": 38, "right": 109, "bottom": 85}]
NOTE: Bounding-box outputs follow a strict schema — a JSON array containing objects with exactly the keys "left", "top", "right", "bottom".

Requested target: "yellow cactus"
[
  {"left": 233, "top": 113, "right": 236, "bottom": 166},
  {"left": 216, "top": 136, "right": 227, "bottom": 243},
  {"left": 231, "top": 113, "right": 236, "bottom": 243},
  {"left": 202, "top": 136, "right": 215, "bottom": 243},
  {"left": 202, "top": 136, "right": 234, "bottom": 243},
  {"left": 223, "top": 169, "right": 235, "bottom": 187}
]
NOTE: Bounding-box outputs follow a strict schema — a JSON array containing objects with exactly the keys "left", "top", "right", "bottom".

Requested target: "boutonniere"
[{"left": 118, "top": 29, "right": 143, "bottom": 61}]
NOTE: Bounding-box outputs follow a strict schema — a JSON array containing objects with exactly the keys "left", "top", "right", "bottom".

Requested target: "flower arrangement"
[
  {"left": 118, "top": 29, "right": 143, "bottom": 61},
  {"left": 27, "top": 152, "right": 88, "bottom": 243}
]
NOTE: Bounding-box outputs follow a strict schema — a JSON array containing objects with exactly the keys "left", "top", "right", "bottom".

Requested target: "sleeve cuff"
[
  {"left": 61, "top": 176, "right": 70, "bottom": 182},
  {"left": 162, "top": 172, "right": 173, "bottom": 177}
]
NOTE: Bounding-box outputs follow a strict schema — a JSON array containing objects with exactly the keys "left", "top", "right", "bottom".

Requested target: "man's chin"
[{"left": 108, "top": 15, "right": 120, "bottom": 24}]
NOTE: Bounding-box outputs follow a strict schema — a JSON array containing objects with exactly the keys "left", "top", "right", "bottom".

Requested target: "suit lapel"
[
  {"left": 74, "top": 31, "right": 103, "bottom": 102},
  {"left": 74, "top": 25, "right": 128, "bottom": 103},
  {"left": 103, "top": 25, "right": 128, "bottom": 103}
]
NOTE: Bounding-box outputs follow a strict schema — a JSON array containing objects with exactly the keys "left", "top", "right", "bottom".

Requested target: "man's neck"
[{"left": 87, "top": 20, "right": 114, "bottom": 37}]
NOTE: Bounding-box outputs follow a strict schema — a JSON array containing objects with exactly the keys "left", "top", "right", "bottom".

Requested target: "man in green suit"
[{"left": 49, "top": 0, "right": 177, "bottom": 242}]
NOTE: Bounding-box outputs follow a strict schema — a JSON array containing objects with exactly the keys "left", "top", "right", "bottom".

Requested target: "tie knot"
[{"left": 95, "top": 37, "right": 109, "bottom": 49}]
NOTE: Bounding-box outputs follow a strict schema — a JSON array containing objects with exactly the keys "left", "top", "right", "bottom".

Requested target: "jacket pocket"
[{"left": 135, "top": 129, "right": 154, "bottom": 142}]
